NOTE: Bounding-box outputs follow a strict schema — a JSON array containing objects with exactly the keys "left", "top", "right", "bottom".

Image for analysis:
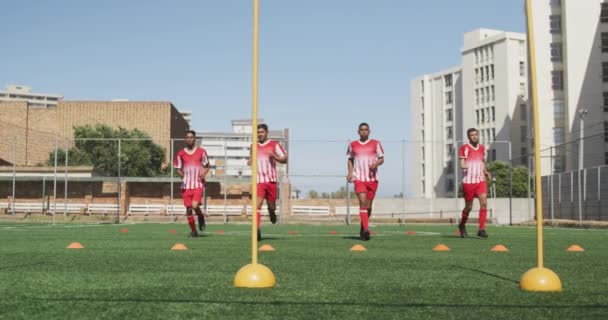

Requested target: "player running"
[
  {"left": 248, "top": 124, "right": 287, "bottom": 241},
  {"left": 174, "top": 130, "right": 210, "bottom": 237},
  {"left": 347, "top": 123, "right": 384, "bottom": 241},
  {"left": 458, "top": 128, "right": 492, "bottom": 238}
]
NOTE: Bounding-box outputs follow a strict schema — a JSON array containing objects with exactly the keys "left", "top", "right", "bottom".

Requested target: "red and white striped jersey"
[
  {"left": 255, "top": 140, "right": 287, "bottom": 184},
  {"left": 347, "top": 139, "right": 384, "bottom": 182},
  {"left": 174, "top": 147, "right": 209, "bottom": 190},
  {"left": 459, "top": 143, "right": 486, "bottom": 184}
]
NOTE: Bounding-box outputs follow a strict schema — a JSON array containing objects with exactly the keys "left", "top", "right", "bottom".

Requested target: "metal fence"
[{"left": 2, "top": 135, "right": 602, "bottom": 225}]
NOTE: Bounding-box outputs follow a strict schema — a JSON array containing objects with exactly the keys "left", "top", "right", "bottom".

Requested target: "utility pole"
[{"left": 577, "top": 109, "right": 588, "bottom": 227}]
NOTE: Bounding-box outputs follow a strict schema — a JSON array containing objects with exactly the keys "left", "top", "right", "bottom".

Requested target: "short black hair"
[
  {"left": 185, "top": 130, "right": 196, "bottom": 137},
  {"left": 359, "top": 122, "right": 370, "bottom": 129},
  {"left": 466, "top": 128, "right": 478, "bottom": 137},
  {"left": 257, "top": 124, "right": 268, "bottom": 131}
]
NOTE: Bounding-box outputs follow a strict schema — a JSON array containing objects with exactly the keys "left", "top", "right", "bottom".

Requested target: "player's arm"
[
  {"left": 370, "top": 157, "right": 384, "bottom": 170},
  {"left": 271, "top": 143, "right": 288, "bottom": 164},
  {"left": 200, "top": 152, "right": 211, "bottom": 179},
  {"left": 484, "top": 168, "right": 492, "bottom": 181},
  {"left": 347, "top": 158, "right": 354, "bottom": 182},
  {"left": 460, "top": 158, "right": 467, "bottom": 169},
  {"left": 174, "top": 153, "right": 184, "bottom": 178},
  {"left": 458, "top": 146, "right": 468, "bottom": 169}
]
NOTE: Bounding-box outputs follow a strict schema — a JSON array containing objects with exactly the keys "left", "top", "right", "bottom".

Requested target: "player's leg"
[
  {"left": 183, "top": 190, "right": 197, "bottom": 237},
  {"left": 476, "top": 182, "right": 489, "bottom": 238},
  {"left": 366, "top": 181, "right": 378, "bottom": 232},
  {"left": 460, "top": 184, "right": 474, "bottom": 238},
  {"left": 192, "top": 188, "right": 205, "bottom": 232},
  {"left": 266, "top": 183, "right": 278, "bottom": 224},
  {"left": 256, "top": 183, "right": 267, "bottom": 241},
  {"left": 353, "top": 181, "right": 369, "bottom": 239}
]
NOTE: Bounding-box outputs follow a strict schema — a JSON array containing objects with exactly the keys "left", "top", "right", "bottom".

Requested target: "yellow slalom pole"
[
  {"left": 519, "top": 0, "right": 562, "bottom": 292},
  {"left": 234, "top": 0, "right": 276, "bottom": 288}
]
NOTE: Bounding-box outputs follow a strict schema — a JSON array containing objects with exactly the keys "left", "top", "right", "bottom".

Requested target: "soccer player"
[
  {"left": 347, "top": 123, "right": 384, "bottom": 241},
  {"left": 458, "top": 128, "right": 492, "bottom": 238},
  {"left": 247, "top": 124, "right": 287, "bottom": 241},
  {"left": 174, "top": 130, "right": 210, "bottom": 237}
]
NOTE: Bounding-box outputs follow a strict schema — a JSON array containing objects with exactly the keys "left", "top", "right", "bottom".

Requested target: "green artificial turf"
[{"left": 0, "top": 223, "right": 606, "bottom": 319}]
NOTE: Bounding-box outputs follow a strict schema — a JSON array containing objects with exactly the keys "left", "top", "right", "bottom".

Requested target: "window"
[
  {"left": 421, "top": 182, "right": 425, "bottom": 194},
  {"left": 475, "top": 69, "right": 480, "bottom": 83},
  {"left": 446, "top": 109, "right": 453, "bottom": 122},
  {"left": 520, "top": 61, "right": 525, "bottom": 76},
  {"left": 447, "top": 145, "right": 454, "bottom": 157},
  {"left": 602, "top": 3, "right": 608, "bottom": 23},
  {"left": 486, "top": 87, "right": 490, "bottom": 102},
  {"left": 491, "top": 86, "right": 495, "bottom": 101},
  {"left": 485, "top": 66, "right": 490, "bottom": 82},
  {"left": 422, "top": 130, "right": 425, "bottom": 141},
  {"left": 491, "top": 106, "right": 495, "bottom": 122},
  {"left": 603, "top": 62, "right": 608, "bottom": 82},
  {"left": 445, "top": 91, "right": 453, "bottom": 104},
  {"left": 604, "top": 92, "right": 608, "bottom": 112},
  {"left": 487, "top": 129, "right": 491, "bottom": 141},
  {"left": 550, "top": 15, "right": 561, "bottom": 34},
  {"left": 521, "top": 126, "right": 527, "bottom": 142},
  {"left": 520, "top": 83, "right": 527, "bottom": 96},
  {"left": 492, "top": 128, "right": 496, "bottom": 140},
  {"left": 481, "top": 89, "right": 485, "bottom": 103},
  {"left": 491, "top": 65, "right": 495, "bottom": 79},
  {"left": 521, "top": 104, "right": 527, "bottom": 121},
  {"left": 421, "top": 97, "right": 424, "bottom": 110},
  {"left": 481, "top": 130, "right": 486, "bottom": 142},
  {"left": 553, "top": 127, "right": 565, "bottom": 144},
  {"left": 421, "top": 113, "right": 425, "bottom": 124},
  {"left": 554, "top": 100, "right": 565, "bottom": 118},
  {"left": 481, "top": 67, "right": 485, "bottom": 82},
  {"left": 475, "top": 89, "right": 479, "bottom": 104},
  {"left": 605, "top": 122, "right": 608, "bottom": 142},
  {"left": 552, "top": 71, "right": 564, "bottom": 90},
  {"left": 422, "top": 164, "right": 425, "bottom": 175},
  {"left": 476, "top": 110, "right": 480, "bottom": 124},
  {"left": 420, "top": 80, "right": 425, "bottom": 94},
  {"left": 446, "top": 126, "right": 453, "bottom": 140},
  {"left": 551, "top": 43, "right": 562, "bottom": 62},
  {"left": 605, "top": 152, "right": 608, "bottom": 165},
  {"left": 421, "top": 146, "right": 425, "bottom": 159},
  {"left": 445, "top": 74, "right": 453, "bottom": 87},
  {"left": 602, "top": 33, "right": 608, "bottom": 52},
  {"left": 475, "top": 50, "right": 479, "bottom": 64},
  {"left": 481, "top": 109, "right": 485, "bottom": 123}
]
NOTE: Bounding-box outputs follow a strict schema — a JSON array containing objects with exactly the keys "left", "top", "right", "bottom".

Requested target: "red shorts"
[
  {"left": 354, "top": 181, "right": 379, "bottom": 201},
  {"left": 182, "top": 188, "right": 203, "bottom": 208},
  {"left": 257, "top": 182, "right": 277, "bottom": 202},
  {"left": 462, "top": 181, "right": 487, "bottom": 202}
]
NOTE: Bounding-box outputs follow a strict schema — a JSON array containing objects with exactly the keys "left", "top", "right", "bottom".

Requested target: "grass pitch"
[{"left": 0, "top": 223, "right": 606, "bottom": 319}]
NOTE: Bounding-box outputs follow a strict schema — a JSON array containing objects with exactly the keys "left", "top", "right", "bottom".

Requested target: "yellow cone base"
[
  {"left": 491, "top": 245, "right": 509, "bottom": 252},
  {"left": 234, "top": 263, "right": 276, "bottom": 288},
  {"left": 520, "top": 267, "right": 562, "bottom": 292},
  {"left": 67, "top": 242, "right": 84, "bottom": 249},
  {"left": 350, "top": 244, "right": 367, "bottom": 251}
]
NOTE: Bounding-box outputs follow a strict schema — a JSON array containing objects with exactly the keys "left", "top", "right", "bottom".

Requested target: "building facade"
[{"left": 0, "top": 85, "right": 63, "bottom": 108}]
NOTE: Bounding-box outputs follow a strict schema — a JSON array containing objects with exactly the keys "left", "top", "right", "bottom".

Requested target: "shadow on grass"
[
  {"left": 19, "top": 297, "right": 608, "bottom": 310},
  {"left": 451, "top": 265, "right": 519, "bottom": 284}
]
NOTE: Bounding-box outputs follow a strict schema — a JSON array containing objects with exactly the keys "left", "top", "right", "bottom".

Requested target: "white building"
[
  {"left": 411, "top": 29, "right": 529, "bottom": 198},
  {"left": 180, "top": 111, "right": 193, "bottom": 127},
  {"left": 529, "top": 0, "right": 607, "bottom": 174},
  {"left": 0, "top": 85, "right": 63, "bottom": 108},
  {"left": 197, "top": 119, "right": 289, "bottom": 179},
  {"left": 411, "top": 67, "right": 462, "bottom": 198}
]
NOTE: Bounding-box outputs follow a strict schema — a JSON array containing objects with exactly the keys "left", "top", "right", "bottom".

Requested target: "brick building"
[{"left": 0, "top": 101, "right": 189, "bottom": 166}]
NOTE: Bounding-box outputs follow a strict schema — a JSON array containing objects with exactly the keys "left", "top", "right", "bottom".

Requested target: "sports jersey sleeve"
[
  {"left": 346, "top": 144, "right": 354, "bottom": 159},
  {"left": 274, "top": 142, "right": 286, "bottom": 157},
  {"left": 201, "top": 150, "right": 210, "bottom": 167},
  {"left": 376, "top": 141, "right": 385, "bottom": 158},
  {"left": 173, "top": 151, "right": 183, "bottom": 169},
  {"left": 458, "top": 145, "right": 468, "bottom": 159}
]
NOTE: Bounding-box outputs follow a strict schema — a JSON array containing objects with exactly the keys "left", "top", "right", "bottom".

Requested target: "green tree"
[
  {"left": 307, "top": 190, "right": 319, "bottom": 199},
  {"left": 331, "top": 186, "right": 356, "bottom": 199},
  {"left": 321, "top": 192, "right": 331, "bottom": 199},
  {"left": 47, "top": 124, "right": 167, "bottom": 177}
]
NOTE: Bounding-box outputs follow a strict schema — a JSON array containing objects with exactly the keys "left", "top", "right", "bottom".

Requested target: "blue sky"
[{"left": 1, "top": 0, "right": 526, "bottom": 195}]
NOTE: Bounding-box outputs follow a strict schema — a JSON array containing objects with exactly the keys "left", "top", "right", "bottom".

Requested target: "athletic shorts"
[
  {"left": 182, "top": 187, "right": 203, "bottom": 208},
  {"left": 257, "top": 182, "right": 277, "bottom": 202},
  {"left": 462, "top": 181, "right": 488, "bottom": 202},
  {"left": 354, "top": 180, "right": 379, "bottom": 201}
]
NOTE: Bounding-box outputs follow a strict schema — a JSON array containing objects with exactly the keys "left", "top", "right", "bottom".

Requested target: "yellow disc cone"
[
  {"left": 67, "top": 242, "right": 84, "bottom": 249},
  {"left": 491, "top": 245, "right": 509, "bottom": 252},
  {"left": 350, "top": 244, "right": 367, "bottom": 251},
  {"left": 171, "top": 243, "right": 188, "bottom": 251},
  {"left": 259, "top": 244, "right": 275, "bottom": 252},
  {"left": 433, "top": 244, "right": 450, "bottom": 251}
]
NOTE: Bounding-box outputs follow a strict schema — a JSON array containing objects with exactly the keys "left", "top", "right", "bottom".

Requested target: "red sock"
[
  {"left": 460, "top": 210, "right": 469, "bottom": 226},
  {"left": 479, "top": 208, "right": 487, "bottom": 230},
  {"left": 256, "top": 209, "right": 261, "bottom": 228},
  {"left": 360, "top": 208, "right": 369, "bottom": 231},
  {"left": 187, "top": 215, "right": 196, "bottom": 232}
]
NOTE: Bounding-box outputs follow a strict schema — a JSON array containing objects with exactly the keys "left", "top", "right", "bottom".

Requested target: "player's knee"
[{"left": 186, "top": 208, "right": 193, "bottom": 215}]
